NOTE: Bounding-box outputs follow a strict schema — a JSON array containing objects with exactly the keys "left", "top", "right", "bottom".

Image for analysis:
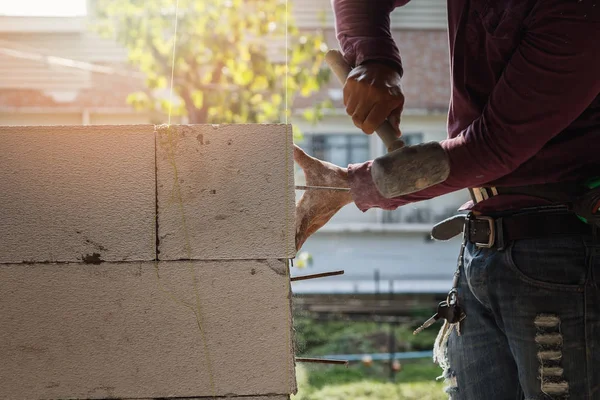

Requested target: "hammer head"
[{"left": 370, "top": 142, "right": 450, "bottom": 198}]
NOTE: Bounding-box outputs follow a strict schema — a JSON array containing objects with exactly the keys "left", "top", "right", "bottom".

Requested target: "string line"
[
  {"left": 167, "top": 0, "right": 180, "bottom": 126},
  {"left": 283, "top": 0, "right": 298, "bottom": 395},
  {"left": 285, "top": 0, "right": 289, "bottom": 126},
  {"left": 162, "top": 1, "right": 217, "bottom": 398}
]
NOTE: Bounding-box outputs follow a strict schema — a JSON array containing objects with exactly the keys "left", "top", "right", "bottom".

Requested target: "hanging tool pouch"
[{"left": 573, "top": 185, "right": 600, "bottom": 229}]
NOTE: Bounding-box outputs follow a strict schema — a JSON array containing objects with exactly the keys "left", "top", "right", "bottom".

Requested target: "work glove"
[
  {"left": 294, "top": 145, "right": 353, "bottom": 250},
  {"left": 344, "top": 61, "right": 404, "bottom": 136}
]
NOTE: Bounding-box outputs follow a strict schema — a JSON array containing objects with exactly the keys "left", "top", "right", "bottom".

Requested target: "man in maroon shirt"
[{"left": 294, "top": 0, "right": 600, "bottom": 398}]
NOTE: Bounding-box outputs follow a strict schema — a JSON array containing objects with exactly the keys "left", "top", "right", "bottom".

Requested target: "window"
[
  {"left": 374, "top": 132, "right": 424, "bottom": 153},
  {"left": 302, "top": 134, "right": 369, "bottom": 166},
  {"left": 402, "top": 132, "right": 424, "bottom": 146},
  {"left": 298, "top": 132, "right": 423, "bottom": 166}
]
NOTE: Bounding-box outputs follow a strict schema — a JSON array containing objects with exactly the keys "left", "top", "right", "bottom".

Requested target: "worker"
[{"left": 293, "top": 0, "right": 600, "bottom": 399}]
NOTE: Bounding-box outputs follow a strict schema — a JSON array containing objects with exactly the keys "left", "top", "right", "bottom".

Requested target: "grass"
[
  {"left": 293, "top": 364, "right": 446, "bottom": 400},
  {"left": 303, "top": 360, "right": 441, "bottom": 389},
  {"left": 292, "top": 314, "right": 446, "bottom": 399},
  {"left": 294, "top": 317, "right": 440, "bottom": 356}
]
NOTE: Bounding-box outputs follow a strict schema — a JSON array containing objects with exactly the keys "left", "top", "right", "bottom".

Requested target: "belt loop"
[
  {"left": 471, "top": 188, "right": 484, "bottom": 203},
  {"left": 464, "top": 212, "right": 474, "bottom": 243},
  {"left": 584, "top": 226, "right": 599, "bottom": 288},
  {"left": 495, "top": 217, "right": 505, "bottom": 250}
]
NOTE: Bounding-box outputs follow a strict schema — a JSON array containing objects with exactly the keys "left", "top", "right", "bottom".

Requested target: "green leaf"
[
  {"left": 191, "top": 91, "right": 204, "bottom": 109},
  {"left": 126, "top": 91, "right": 152, "bottom": 110}
]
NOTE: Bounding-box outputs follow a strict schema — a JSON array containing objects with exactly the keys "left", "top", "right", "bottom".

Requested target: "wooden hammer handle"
[{"left": 324, "top": 50, "right": 405, "bottom": 153}]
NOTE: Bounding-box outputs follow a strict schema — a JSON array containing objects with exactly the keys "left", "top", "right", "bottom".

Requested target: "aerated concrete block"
[
  {"left": 0, "top": 259, "right": 296, "bottom": 399},
  {"left": 0, "top": 125, "right": 156, "bottom": 263},
  {"left": 155, "top": 124, "right": 296, "bottom": 260}
]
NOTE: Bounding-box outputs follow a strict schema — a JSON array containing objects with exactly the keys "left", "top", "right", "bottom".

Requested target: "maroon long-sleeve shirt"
[{"left": 336, "top": 0, "right": 600, "bottom": 212}]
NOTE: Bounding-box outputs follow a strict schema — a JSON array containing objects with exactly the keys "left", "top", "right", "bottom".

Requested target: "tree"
[{"left": 93, "top": 0, "right": 331, "bottom": 125}]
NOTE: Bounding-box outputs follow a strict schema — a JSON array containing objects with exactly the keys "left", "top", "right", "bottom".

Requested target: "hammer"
[{"left": 325, "top": 50, "right": 450, "bottom": 198}]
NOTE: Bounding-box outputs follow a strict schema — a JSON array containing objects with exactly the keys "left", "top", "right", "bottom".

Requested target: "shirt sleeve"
[
  {"left": 332, "top": 0, "right": 411, "bottom": 74},
  {"left": 348, "top": 1, "right": 600, "bottom": 212}
]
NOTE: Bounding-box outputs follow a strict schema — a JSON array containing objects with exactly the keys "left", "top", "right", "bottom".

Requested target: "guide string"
[
  {"left": 284, "top": 1, "right": 297, "bottom": 396},
  {"left": 164, "top": 1, "right": 217, "bottom": 399},
  {"left": 167, "top": 0, "right": 180, "bottom": 127}
]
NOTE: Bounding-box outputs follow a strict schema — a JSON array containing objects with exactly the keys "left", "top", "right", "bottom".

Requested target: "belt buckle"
[{"left": 474, "top": 216, "right": 495, "bottom": 248}]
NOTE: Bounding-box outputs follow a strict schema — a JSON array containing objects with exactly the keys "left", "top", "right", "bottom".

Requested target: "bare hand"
[
  {"left": 294, "top": 145, "right": 353, "bottom": 250},
  {"left": 344, "top": 62, "right": 405, "bottom": 136}
]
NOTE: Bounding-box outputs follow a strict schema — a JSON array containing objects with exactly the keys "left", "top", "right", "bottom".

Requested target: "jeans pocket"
[{"left": 504, "top": 236, "right": 588, "bottom": 291}]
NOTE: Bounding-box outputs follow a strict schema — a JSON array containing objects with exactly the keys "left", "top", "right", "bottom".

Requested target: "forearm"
[
  {"left": 332, "top": 0, "right": 408, "bottom": 74},
  {"left": 348, "top": 161, "right": 455, "bottom": 211}
]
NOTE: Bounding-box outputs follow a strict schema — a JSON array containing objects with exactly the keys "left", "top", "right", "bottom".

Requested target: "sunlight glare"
[{"left": 0, "top": 0, "right": 87, "bottom": 17}]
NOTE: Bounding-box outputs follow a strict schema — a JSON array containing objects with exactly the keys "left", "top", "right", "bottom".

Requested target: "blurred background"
[{"left": 0, "top": 1, "right": 464, "bottom": 398}]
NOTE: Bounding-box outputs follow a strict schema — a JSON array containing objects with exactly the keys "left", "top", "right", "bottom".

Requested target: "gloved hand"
[
  {"left": 294, "top": 145, "right": 353, "bottom": 250},
  {"left": 344, "top": 61, "right": 405, "bottom": 136}
]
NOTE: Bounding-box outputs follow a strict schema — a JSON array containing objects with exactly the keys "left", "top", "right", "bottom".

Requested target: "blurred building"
[
  {"left": 292, "top": 0, "right": 468, "bottom": 295},
  {"left": 0, "top": 15, "right": 151, "bottom": 125},
  {"left": 0, "top": 0, "right": 468, "bottom": 295}
]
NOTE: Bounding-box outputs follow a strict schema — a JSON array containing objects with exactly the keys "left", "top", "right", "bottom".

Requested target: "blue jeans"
[{"left": 439, "top": 232, "right": 600, "bottom": 399}]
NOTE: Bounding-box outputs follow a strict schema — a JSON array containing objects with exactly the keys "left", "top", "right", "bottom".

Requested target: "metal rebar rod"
[
  {"left": 295, "top": 185, "right": 351, "bottom": 192},
  {"left": 296, "top": 357, "right": 349, "bottom": 366},
  {"left": 290, "top": 270, "right": 344, "bottom": 282}
]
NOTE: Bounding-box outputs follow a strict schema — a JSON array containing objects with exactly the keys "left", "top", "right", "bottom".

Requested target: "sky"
[{"left": 0, "top": 0, "right": 87, "bottom": 16}]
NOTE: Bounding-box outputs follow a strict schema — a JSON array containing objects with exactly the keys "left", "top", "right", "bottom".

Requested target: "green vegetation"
[
  {"left": 293, "top": 364, "right": 446, "bottom": 400},
  {"left": 293, "top": 315, "right": 446, "bottom": 399},
  {"left": 94, "top": 0, "right": 331, "bottom": 126},
  {"left": 299, "top": 361, "right": 442, "bottom": 389},
  {"left": 294, "top": 316, "right": 440, "bottom": 356}
]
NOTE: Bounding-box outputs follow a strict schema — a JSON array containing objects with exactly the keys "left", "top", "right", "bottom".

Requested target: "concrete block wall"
[
  {"left": 0, "top": 126, "right": 156, "bottom": 263},
  {"left": 156, "top": 125, "right": 296, "bottom": 260},
  {"left": 0, "top": 124, "right": 296, "bottom": 400}
]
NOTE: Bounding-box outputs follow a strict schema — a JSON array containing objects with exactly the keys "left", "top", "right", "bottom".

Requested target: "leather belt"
[
  {"left": 465, "top": 212, "right": 593, "bottom": 250},
  {"left": 431, "top": 211, "right": 594, "bottom": 249}
]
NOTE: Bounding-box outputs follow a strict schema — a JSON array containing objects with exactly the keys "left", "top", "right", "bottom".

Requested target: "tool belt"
[
  {"left": 467, "top": 212, "right": 593, "bottom": 250},
  {"left": 432, "top": 211, "right": 594, "bottom": 250},
  {"left": 431, "top": 181, "right": 599, "bottom": 249}
]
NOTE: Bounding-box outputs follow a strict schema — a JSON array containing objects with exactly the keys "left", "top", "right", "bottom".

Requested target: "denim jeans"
[{"left": 440, "top": 231, "right": 600, "bottom": 399}]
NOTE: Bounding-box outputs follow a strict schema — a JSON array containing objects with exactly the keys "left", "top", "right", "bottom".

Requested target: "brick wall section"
[
  {"left": 293, "top": 29, "right": 451, "bottom": 113},
  {"left": 0, "top": 124, "right": 296, "bottom": 399},
  {"left": 394, "top": 30, "right": 450, "bottom": 112},
  {"left": 0, "top": 89, "right": 63, "bottom": 108},
  {"left": 0, "top": 70, "right": 142, "bottom": 109}
]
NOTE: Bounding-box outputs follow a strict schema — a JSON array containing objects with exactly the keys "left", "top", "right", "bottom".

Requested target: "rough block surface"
[
  {"left": 0, "top": 260, "right": 296, "bottom": 399},
  {"left": 156, "top": 124, "right": 295, "bottom": 260},
  {"left": 0, "top": 125, "right": 156, "bottom": 263}
]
